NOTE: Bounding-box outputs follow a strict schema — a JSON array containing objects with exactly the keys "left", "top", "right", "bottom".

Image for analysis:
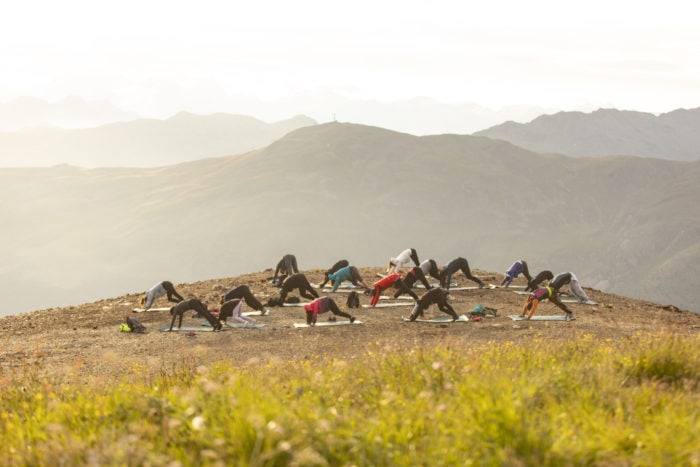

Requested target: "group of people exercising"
[{"left": 141, "top": 250, "right": 590, "bottom": 330}]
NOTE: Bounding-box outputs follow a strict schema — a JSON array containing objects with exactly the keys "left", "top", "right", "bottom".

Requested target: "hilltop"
[
  {"left": 1, "top": 267, "right": 697, "bottom": 380},
  {"left": 2, "top": 122, "right": 699, "bottom": 316}
]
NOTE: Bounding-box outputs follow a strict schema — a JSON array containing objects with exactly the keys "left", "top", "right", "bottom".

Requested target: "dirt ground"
[{"left": 1, "top": 267, "right": 698, "bottom": 381}]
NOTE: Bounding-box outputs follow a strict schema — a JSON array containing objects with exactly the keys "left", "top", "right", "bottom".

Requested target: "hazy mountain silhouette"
[
  {"left": 0, "top": 112, "right": 316, "bottom": 167},
  {"left": 1, "top": 122, "right": 698, "bottom": 315},
  {"left": 474, "top": 108, "right": 700, "bottom": 161},
  {"left": 0, "top": 95, "right": 140, "bottom": 131}
]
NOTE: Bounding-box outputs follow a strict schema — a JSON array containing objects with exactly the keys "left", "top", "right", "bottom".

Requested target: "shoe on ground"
[
  {"left": 350, "top": 316, "right": 356, "bottom": 323},
  {"left": 565, "top": 314, "right": 576, "bottom": 321},
  {"left": 260, "top": 309, "right": 269, "bottom": 316}
]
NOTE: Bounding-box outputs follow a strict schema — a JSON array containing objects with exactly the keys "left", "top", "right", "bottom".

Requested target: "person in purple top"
[{"left": 500, "top": 260, "right": 533, "bottom": 287}]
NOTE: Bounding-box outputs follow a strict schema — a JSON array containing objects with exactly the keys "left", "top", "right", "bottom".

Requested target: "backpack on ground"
[
  {"left": 469, "top": 304, "right": 498, "bottom": 317},
  {"left": 346, "top": 291, "right": 360, "bottom": 308}
]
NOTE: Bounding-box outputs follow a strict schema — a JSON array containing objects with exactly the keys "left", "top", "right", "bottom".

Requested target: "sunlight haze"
[{"left": 2, "top": 0, "right": 698, "bottom": 121}]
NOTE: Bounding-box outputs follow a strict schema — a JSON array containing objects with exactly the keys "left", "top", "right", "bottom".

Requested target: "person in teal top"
[{"left": 327, "top": 265, "right": 372, "bottom": 293}]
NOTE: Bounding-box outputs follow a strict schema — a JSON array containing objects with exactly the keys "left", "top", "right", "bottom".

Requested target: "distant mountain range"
[
  {"left": 1, "top": 93, "right": 556, "bottom": 136},
  {"left": 1, "top": 122, "right": 698, "bottom": 315},
  {"left": 0, "top": 112, "right": 316, "bottom": 167},
  {"left": 0, "top": 95, "right": 140, "bottom": 131},
  {"left": 475, "top": 108, "right": 700, "bottom": 161}
]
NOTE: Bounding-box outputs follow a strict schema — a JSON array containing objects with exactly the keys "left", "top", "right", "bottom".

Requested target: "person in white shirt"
[
  {"left": 140, "top": 281, "right": 184, "bottom": 310},
  {"left": 387, "top": 248, "right": 420, "bottom": 273}
]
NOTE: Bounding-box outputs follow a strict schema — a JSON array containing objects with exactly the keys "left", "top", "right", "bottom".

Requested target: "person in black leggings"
[
  {"left": 220, "top": 285, "right": 267, "bottom": 315},
  {"left": 407, "top": 287, "right": 459, "bottom": 321},
  {"left": 525, "top": 270, "right": 554, "bottom": 292},
  {"left": 169, "top": 299, "right": 222, "bottom": 331},
  {"left": 318, "top": 259, "right": 350, "bottom": 288},
  {"left": 272, "top": 254, "right": 299, "bottom": 285},
  {"left": 440, "top": 257, "right": 485, "bottom": 289},
  {"left": 394, "top": 266, "right": 433, "bottom": 298},
  {"left": 276, "top": 273, "right": 319, "bottom": 305}
]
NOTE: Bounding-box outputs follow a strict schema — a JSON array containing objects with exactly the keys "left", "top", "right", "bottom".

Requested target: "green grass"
[{"left": 2, "top": 332, "right": 700, "bottom": 466}]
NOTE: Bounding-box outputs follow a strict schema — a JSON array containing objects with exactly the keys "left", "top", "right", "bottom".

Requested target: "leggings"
[
  {"left": 221, "top": 285, "right": 264, "bottom": 311},
  {"left": 525, "top": 270, "right": 553, "bottom": 292},
  {"left": 319, "top": 259, "right": 350, "bottom": 288},
  {"left": 395, "top": 267, "right": 432, "bottom": 298},
  {"left": 440, "top": 258, "right": 484, "bottom": 289},
  {"left": 163, "top": 281, "right": 185, "bottom": 303},
  {"left": 307, "top": 299, "right": 352, "bottom": 324},
  {"left": 371, "top": 278, "right": 418, "bottom": 307},
  {"left": 220, "top": 299, "right": 256, "bottom": 324},
  {"left": 279, "top": 282, "right": 319, "bottom": 304}
]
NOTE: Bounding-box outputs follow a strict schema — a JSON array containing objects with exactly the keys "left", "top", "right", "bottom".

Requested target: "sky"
[{"left": 1, "top": 0, "right": 699, "bottom": 118}]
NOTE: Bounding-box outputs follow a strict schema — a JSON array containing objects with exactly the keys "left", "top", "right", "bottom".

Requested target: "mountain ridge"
[
  {"left": 1, "top": 122, "right": 698, "bottom": 315},
  {"left": 474, "top": 107, "right": 700, "bottom": 161},
  {"left": 0, "top": 112, "right": 316, "bottom": 167}
]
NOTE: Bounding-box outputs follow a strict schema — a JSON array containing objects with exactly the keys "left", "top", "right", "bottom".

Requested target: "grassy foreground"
[{"left": 1, "top": 332, "right": 700, "bottom": 466}]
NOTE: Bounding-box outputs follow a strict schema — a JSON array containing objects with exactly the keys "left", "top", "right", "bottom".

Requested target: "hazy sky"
[{"left": 2, "top": 0, "right": 699, "bottom": 116}]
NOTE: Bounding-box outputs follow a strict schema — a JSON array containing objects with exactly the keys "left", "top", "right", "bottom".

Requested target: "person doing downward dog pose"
[
  {"left": 370, "top": 273, "right": 419, "bottom": 307},
  {"left": 387, "top": 248, "right": 420, "bottom": 273},
  {"left": 276, "top": 273, "right": 319, "bottom": 305},
  {"left": 521, "top": 285, "right": 575, "bottom": 321},
  {"left": 394, "top": 266, "right": 433, "bottom": 298},
  {"left": 327, "top": 265, "right": 372, "bottom": 293},
  {"left": 525, "top": 270, "right": 554, "bottom": 292},
  {"left": 218, "top": 299, "right": 256, "bottom": 325},
  {"left": 304, "top": 296, "right": 356, "bottom": 326},
  {"left": 272, "top": 254, "right": 299, "bottom": 285},
  {"left": 169, "top": 299, "right": 222, "bottom": 331},
  {"left": 318, "top": 259, "right": 350, "bottom": 289},
  {"left": 408, "top": 287, "right": 459, "bottom": 321},
  {"left": 140, "top": 281, "right": 184, "bottom": 310},
  {"left": 220, "top": 285, "right": 268, "bottom": 315},
  {"left": 418, "top": 259, "right": 441, "bottom": 281},
  {"left": 439, "top": 257, "right": 485, "bottom": 290},
  {"left": 549, "top": 272, "right": 590, "bottom": 303},
  {"left": 500, "top": 260, "right": 533, "bottom": 287}
]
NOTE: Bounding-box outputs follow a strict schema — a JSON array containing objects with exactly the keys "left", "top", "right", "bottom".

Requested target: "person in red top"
[
  {"left": 304, "top": 296, "right": 356, "bottom": 326},
  {"left": 370, "top": 273, "right": 419, "bottom": 307}
]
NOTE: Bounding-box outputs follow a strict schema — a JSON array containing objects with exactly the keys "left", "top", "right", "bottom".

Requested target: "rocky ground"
[{"left": 1, "top": 267, "right": 698, "bottom": 381}]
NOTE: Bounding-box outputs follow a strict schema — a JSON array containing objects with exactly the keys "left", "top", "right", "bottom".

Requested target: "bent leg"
[
  {"left": 328, "top": 299, "right": 352, "bottom": 319},
  {"left": 460, "top": 261, "right": 484, "bottom": 286},
  {"left": 395, "top": 279, "right": 419, "bottom": 301}
]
